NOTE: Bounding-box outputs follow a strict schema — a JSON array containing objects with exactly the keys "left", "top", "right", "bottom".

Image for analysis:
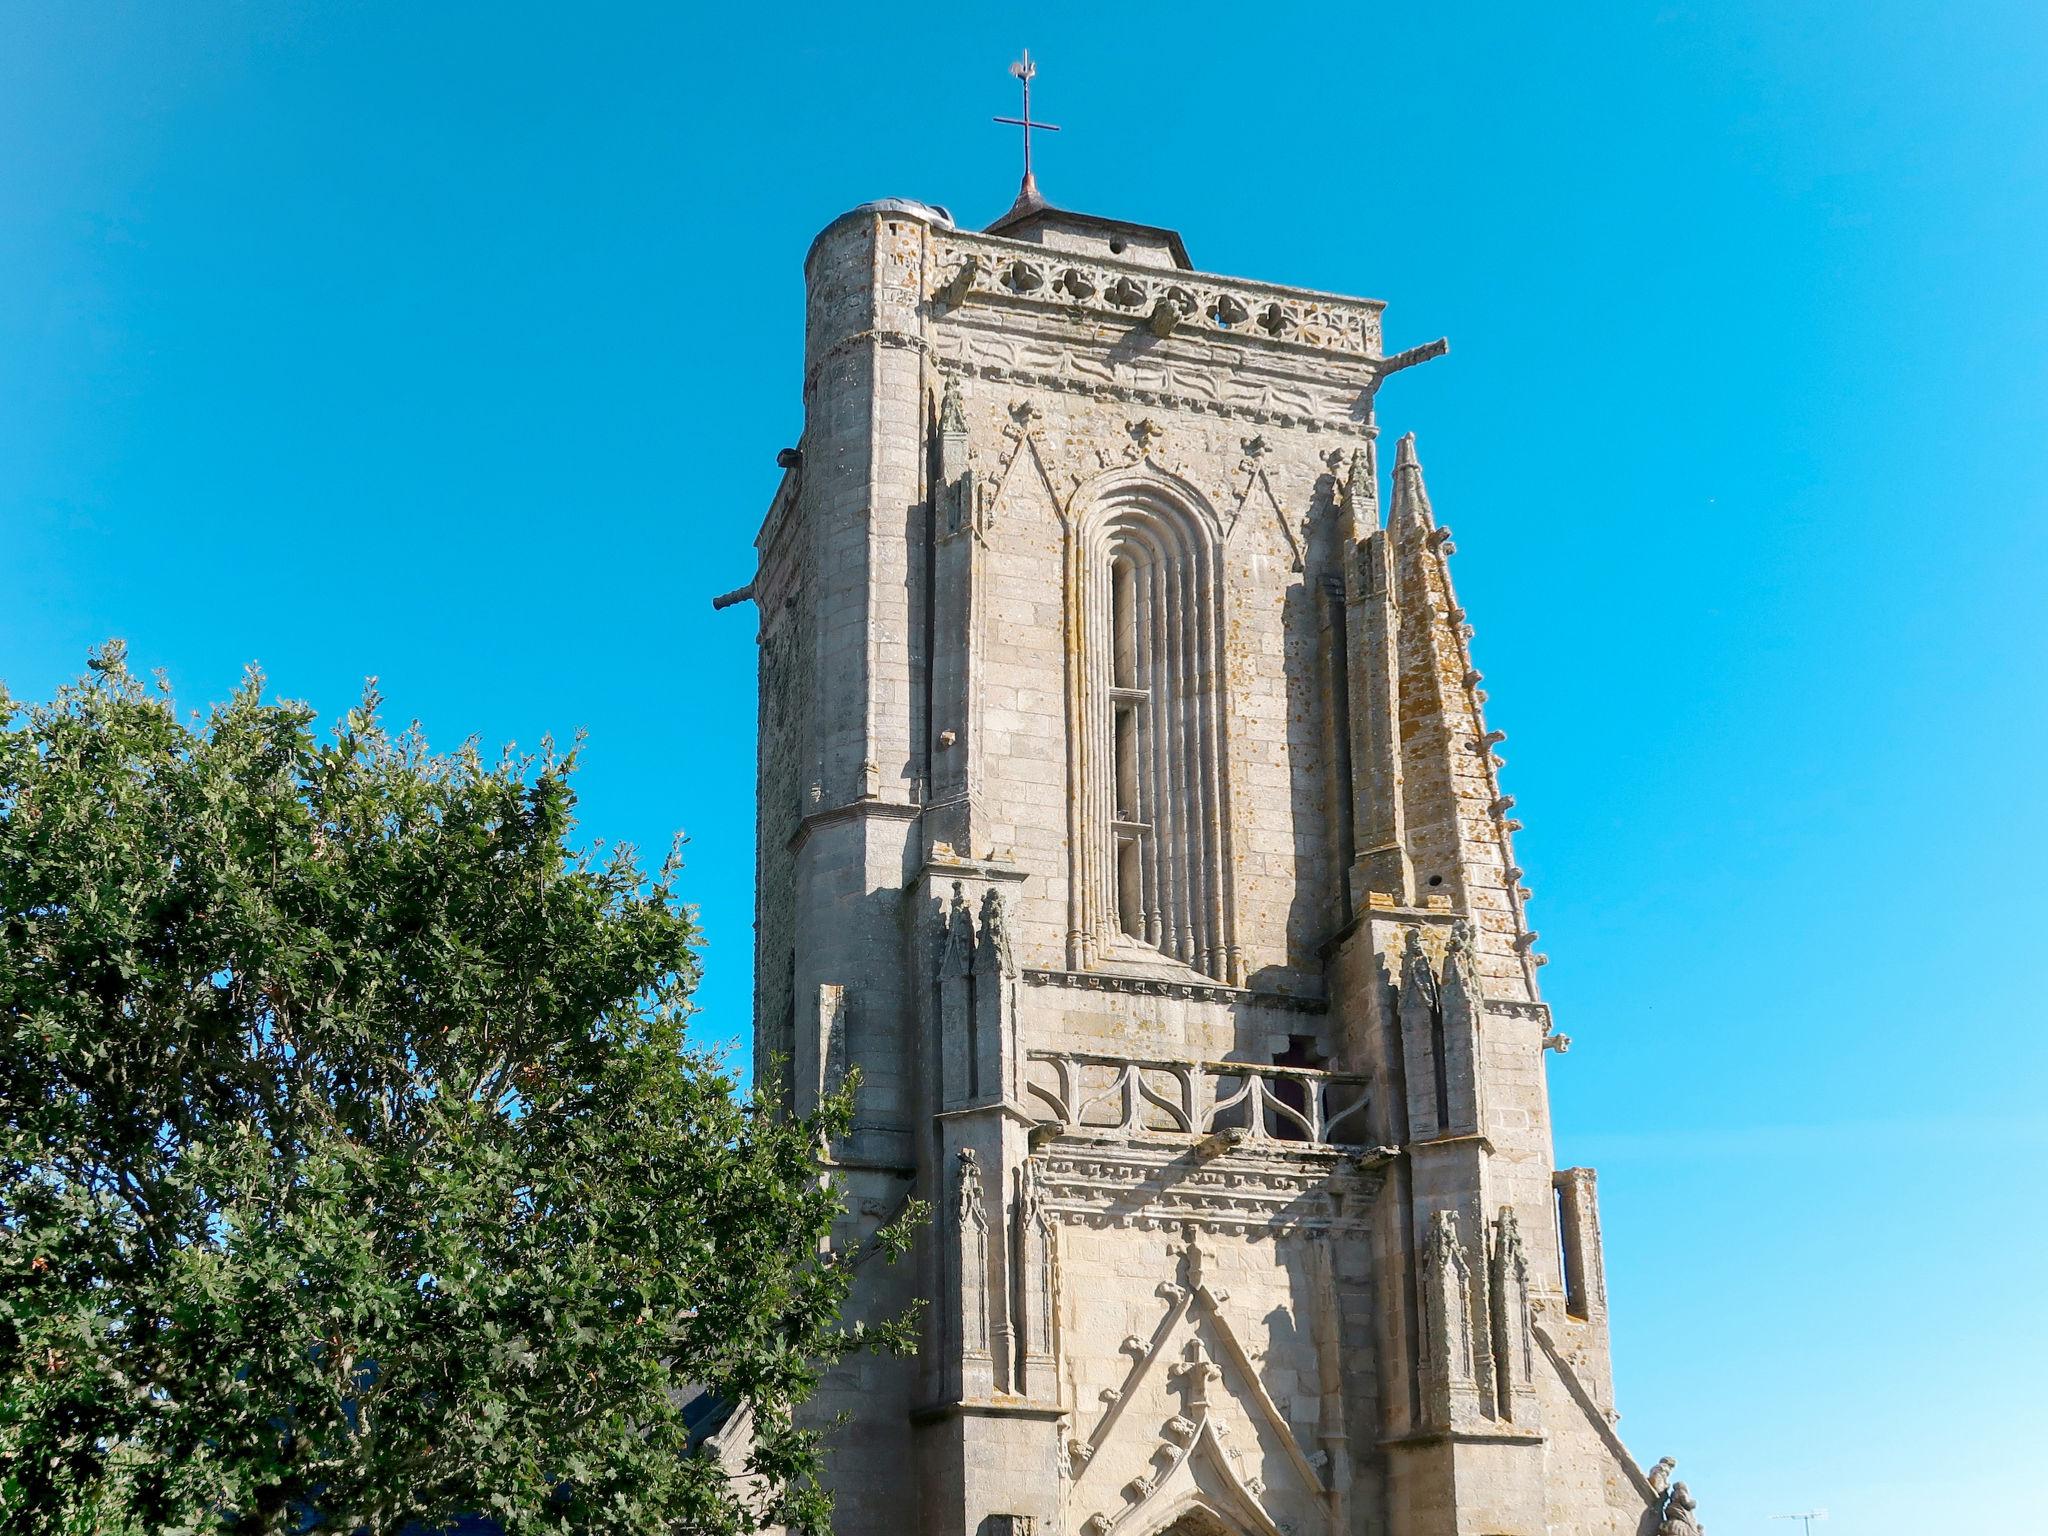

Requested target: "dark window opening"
[
  {"left": 1110, "top": 556, "right": 1153, "bottom": 942},
  {"left": 1268, "top": 1033, "right": 1324, "bottom": 1142}
]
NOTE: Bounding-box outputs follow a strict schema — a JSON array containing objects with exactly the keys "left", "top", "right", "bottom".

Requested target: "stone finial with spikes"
[
  {"left": 1343, "top": 440, "right": 1381, "bottom": 533},
  {"left": 1392, "top": 432, "right": 1434, "bottom": 530}
]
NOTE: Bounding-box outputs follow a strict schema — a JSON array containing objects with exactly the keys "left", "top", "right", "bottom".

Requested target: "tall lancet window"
[{"left": 1070, "top": 480, "right": 1238, "bottom": 983}]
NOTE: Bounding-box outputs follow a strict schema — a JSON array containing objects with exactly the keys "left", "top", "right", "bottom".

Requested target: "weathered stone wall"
[
  {"left": 751, "top": 474, "right": 808, "bottom": 1096},
  {"left": 741, "top": 197, "right": 1664, "bottom": 1536}
]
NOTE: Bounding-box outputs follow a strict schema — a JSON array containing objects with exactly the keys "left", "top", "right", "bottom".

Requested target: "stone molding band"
[{"left": 1022, "top": 967, "right": 1326, "bottom": 1013}]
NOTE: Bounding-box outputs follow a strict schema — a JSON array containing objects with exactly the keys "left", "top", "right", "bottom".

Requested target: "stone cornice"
[
  {"left": 917, "top": 854, "right": 1031, "bottom": 885},
  {"left": 1022, "top": 967, "right": 1326, "bottom": 1014},
  {"left": 801, "top": 326, "right": 934, "bottom": 394},
  {"left": 786, "top": 797, "right": 921, "bottom": 853},
  {"left": 908, "top": 1399, "right": 1069, "bottom": 1426},
  {"left": 1377, "top": 1427, "right": 1547, "bottom": 1450},
  {"left": 1405, "top": 1131, "right": 1496, "bottom": 1157}
]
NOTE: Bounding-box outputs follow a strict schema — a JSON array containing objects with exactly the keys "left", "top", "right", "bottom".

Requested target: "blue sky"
[{"left": 4, "top": 4, "right": 2043, "bottom": 1531}]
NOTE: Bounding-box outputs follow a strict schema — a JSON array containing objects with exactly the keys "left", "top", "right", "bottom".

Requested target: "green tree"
[{"left": 0, "top": 647, "right": 916, "bottom": 1536}]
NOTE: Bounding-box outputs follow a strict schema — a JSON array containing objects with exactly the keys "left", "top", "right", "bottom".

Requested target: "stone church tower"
[{"left": 732, "top": 181, "right": 1685, "bottom": 1536}]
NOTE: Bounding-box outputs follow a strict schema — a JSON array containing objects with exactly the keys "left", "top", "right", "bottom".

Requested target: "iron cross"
[{"left": 993, "top": 50, "right": 1060, "bottom": 185}]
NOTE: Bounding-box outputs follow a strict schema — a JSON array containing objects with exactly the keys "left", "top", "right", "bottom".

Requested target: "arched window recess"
[{"left": 1067, "top": 475, "right": 1240, "bottom": 984}]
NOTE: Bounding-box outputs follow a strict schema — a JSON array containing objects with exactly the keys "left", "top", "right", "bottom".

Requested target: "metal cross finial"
[{"left": 993, "top": 50, "right": 1060, "bottom": 195}]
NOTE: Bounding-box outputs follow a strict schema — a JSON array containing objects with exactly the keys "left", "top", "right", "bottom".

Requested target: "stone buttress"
[{"left": 731, "top": 188, "right": 1687, "bottom": 1536}]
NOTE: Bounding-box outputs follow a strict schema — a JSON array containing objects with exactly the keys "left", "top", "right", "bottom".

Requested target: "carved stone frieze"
[
  {"left": 931, "top": 322, "right": 1371, "bottom": 434},
  {"left": 1033, "top": 1141, "right": 1374, "bottom": 1238},
  {"left": 932, "top": 235, "right": 1385, "bottom": 360}
]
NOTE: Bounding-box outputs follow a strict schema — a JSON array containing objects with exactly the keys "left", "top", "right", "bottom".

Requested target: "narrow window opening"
[
  {"left": 1114, "top": 701, "right": 1141, "bottom": 822},
  {"left": 1556, "top": 1182, "right": 1583, "bottom": 1319},
  {"left": 1111, "top": 558, "right": 1138, "bottom": 691},
  {"left": 1116, "top": 836, "right": 1144, "bottom": 939},
  {"left": 966, "top": 971, "right": 980, "bottom": 1099},
  {"left": 1269, "top": 1033, "right": 1323, "bottom": 1143},
  {"left": 1111, "top": 557, "right": 1151, "bottom": 941},
  {"left": 1555, "top": 1172, "right": 1599, "bottom": 1321},
  {"left": 1430, "top": 1000, "right": 1451, "bottom": 1135}
]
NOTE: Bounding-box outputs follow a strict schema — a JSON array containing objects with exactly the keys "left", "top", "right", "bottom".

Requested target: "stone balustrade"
[{"left": 1025, "top": 1048, "right": 1370, "bottom": 1149}]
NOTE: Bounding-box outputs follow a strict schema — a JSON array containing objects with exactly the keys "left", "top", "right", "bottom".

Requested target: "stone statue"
[
  {"left": 953, "top": 1147, "right": 986, "bottom": 1232},
  {"left": 937, "top": 881, "right": 975, "bottom": 979},
  {"left": 977, "top": 886, "right": 1017, "bottom": 977},
  {"left": 1647, "top": 1456, "right": 1676, "bottom": 1497},
  {"left": 1402, "top": 927, "right": 1441, "bottom": 1010},
  {"left": 1657, "top": 1481, "right": 1702, "bottom": 1536}
]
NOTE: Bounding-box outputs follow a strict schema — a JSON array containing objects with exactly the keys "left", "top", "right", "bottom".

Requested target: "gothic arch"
[
  {"left": 1115, "top": 1432, "right": 1288, "bottom": 1536},
  {"left": 1066, "top": 462, "right": 1230, "bottom": 543},
  {"left": 1144, "top": 1498, "right": 1252, "bottom": 1536},
  {"left": 1062, "top": 471, "right": 1241, "bottom": 983}
]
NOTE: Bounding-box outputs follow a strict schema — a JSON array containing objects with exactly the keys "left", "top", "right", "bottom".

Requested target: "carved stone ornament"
[
  {"left": 1402, "top": 927, "right": 1441, "bottom": 1012},
  {"left": 954, "top": 1147, "right": 987, "bottom": 1232},
  {"left": 1657, "top": 1481, "right": 1703, "bottom": 1536},
  {"left": 938, "top": 881, "right": 975, "bottom": 980},
  {"left": 1167, "top": 1339, "right": 1219, "bottom": 1416},
  {"left": 930, "top": 323, "right": 1370, "bottom": 435},
  {"left": 936, "top": 235, "right": 1385, "bottom": 358},
  {"left": 1422, "top": 1207, "right": 1476, "bottom": 1409},
  {"left": 977, "top": 886, "right": 1018, "bottom": 978},
  {"left": 938, "top": 373, "right": 969, "bottom": 436},
  {"left": 1343, "top": 443, "right": 1378, "bottom": 521},
  {"left": 1021, "top": 1161, "right": 1054, "bottom": 1238}
]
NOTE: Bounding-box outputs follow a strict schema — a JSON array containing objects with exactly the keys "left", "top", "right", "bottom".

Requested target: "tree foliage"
[{"left": 0, "top": 647, "right": 916, "bottom": 1535}]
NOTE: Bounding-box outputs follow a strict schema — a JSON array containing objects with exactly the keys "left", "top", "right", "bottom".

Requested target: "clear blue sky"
[{"left": 4, "top": 5, "right": 2043, "bottom": 1531}]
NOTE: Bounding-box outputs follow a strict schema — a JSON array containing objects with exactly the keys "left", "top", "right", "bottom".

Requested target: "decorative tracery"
[{"left": 1069, "top": 476, "right": 1239, "bottom": 982}]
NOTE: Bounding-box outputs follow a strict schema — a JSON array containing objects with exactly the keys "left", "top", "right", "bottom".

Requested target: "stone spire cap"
[{"left": 1392, "top": 432, "right": 1434, "bottom": 527}]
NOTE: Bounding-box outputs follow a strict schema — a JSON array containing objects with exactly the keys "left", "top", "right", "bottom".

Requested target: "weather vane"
[{"left": 993, "top": 49, "right": 1060, "bottom": 198}]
